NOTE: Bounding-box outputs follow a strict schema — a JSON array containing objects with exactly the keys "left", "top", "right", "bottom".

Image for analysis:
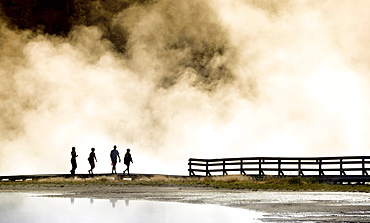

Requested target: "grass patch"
[
  {"left": 131, "top": 175, "right": 370, "bottom": 192},
  {"left": 1, "top": 175, "right": 370, "bottom": 192}
]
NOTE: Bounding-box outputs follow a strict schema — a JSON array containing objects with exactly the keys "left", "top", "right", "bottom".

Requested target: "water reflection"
[
  {"left": 109, "top": 198, "right": 118, "bottom": 208},
  {"left": 0, "top": 193, "right": 262, "bottom": 223}
]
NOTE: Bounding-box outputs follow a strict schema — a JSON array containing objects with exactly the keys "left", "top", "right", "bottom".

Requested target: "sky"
[{"left": 1, "top": 0, "right": 370, "bottom": 176}]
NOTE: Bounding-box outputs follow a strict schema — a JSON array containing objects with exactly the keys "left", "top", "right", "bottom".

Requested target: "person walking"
[
  {"left": 123, "top": 148, "right": 133, "bottom": 175},
  {"left": 110, "top": 145, "right": 121, "bottom": 174},
  {"left": 70, "top": 147, "right": 78, "bottom": 175},
  {"left": 88, "top": 148, "right": 98, "bottom": 175}
]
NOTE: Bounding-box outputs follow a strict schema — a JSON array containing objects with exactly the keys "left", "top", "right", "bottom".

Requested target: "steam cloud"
[{"left": 1, "top": 0, "right": 370, "bottom": 175}]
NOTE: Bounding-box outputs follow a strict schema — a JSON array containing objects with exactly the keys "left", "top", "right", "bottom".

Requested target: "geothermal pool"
[
  {"left": 0, "top": 193, "right": 263, "bottom": 223},
  {"left": 1, "top": 191, "right": 370, "bottom": 222}
]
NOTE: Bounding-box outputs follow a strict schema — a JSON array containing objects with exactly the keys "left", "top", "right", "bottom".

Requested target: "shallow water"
[
  {"left": 218, "top": 191, "right": 370, "bottom": 222},
  {"left": 159, "top": 190, "right": 370, "bottom": 222},
  {"left": 2, "top": 191, "right": 370, "bottom": 222},
  {"left": 214, "top": 191, "right": 370, "bottom": 205},
  {"left": 0, "top": 193, "right": 263, "bottom": 223}
]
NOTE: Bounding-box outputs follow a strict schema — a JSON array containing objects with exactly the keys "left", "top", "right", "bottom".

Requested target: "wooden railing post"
[
  {"left": 340, "top": 158, "right": 346, "bottom": 175},
  {"left": 206, "top": 161, "right": 211, "bottom": 176},
  {"left": 259, "top": 159, "right": 265, "bottom": 176},
  {"left": 298, "top": 159, "right": 303, "bottom": 176},
  {"left": 188, "top": 159, "right": 192, "bottom": 176},
  {"left": 278, "top": 159, "right": 284, "bottom": 176},
  {"left": 362, "top": 158, "right": 368, "bottom": 175},
  {"left": 318, "top": 159, "right": 324, "bottom": 175},
  {"left": 240, "top": 159, "right": 245, "bottom": 175},
  {"left": 223, "top": 160, "right": 228, "bottom": 176}
]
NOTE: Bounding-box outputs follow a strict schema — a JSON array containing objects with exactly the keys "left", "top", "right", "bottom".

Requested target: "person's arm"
[
  {"left": 118, "top": 154, "right": 121, "bottom": 162},
  {"left": 95, "top": 154, "right": 98, "bottom": 162}
]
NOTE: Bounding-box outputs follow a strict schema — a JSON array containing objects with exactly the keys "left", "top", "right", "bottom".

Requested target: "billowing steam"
[{"left": 0, "top": 0, "right": 370, "bottom": 175}]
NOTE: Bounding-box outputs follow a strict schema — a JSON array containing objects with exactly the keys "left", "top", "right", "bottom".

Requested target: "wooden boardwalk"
[
  {"left": 188, "top": 156, "right": 370, "bottom": 184},
  {"left": 0, "top": 173, "right": 175, "bottom": 182}
]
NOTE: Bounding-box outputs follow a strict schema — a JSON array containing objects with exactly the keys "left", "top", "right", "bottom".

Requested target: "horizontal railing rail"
[{"left": 188, "top": 156, "right": 370, "bottom": 178}]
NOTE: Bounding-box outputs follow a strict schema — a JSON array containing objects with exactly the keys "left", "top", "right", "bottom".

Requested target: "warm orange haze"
[{"left": 0, "top": 0, "right": 370, "bottom": 176}]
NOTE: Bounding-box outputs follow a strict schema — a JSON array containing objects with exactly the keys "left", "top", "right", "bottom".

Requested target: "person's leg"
[
  {"left": 89, "top": 162, "right": 95, "bottom": 174},
  {"left": 112, "top": 162, "right": 117, "bottom": 174},
  {"left": 71, "top": 160, "right": 76, "bottom": 175},
  {"left": 91, "top": 162, "right": 95, "bottom": 174}
]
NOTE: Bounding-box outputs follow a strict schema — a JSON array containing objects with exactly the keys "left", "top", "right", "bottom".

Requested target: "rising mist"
[{"left": 0, "top": 0, "right": 369, "bottom": 175}]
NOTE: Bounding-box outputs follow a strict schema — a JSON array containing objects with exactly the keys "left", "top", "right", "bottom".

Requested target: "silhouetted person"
[
  {"left": 123, "top": 148, "right": 133, "bottom": 175},
  {"left": 88, "top": 148, "right": 97, "bottom": 175},
  {"left": 70, "top": 147, "right": 78, "bottom": 175},
  {"left": 110, "top": 145, "right": 121, "bottom": 174}
]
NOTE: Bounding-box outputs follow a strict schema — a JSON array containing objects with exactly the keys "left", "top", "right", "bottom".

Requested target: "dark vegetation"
[{"left": 134, "top": 175, "right": 370, "bottom": 192}]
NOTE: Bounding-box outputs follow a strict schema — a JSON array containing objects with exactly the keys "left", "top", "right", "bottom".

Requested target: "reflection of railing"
[{"left": 188, "top": 156, "right": 370, "bottom": 183}]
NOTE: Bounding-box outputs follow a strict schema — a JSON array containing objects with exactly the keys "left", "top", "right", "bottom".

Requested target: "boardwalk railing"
[{"left": 188, "top": 156, "right": 370, "bottom": 179}]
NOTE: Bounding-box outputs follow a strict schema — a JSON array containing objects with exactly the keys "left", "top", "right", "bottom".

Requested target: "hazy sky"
[{"left": 1, "top": 0, "right": 370, "bottom": 175}]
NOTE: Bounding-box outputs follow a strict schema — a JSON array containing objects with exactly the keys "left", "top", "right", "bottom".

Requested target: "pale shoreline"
[{"left": 1, "top": 183, "right": 370, "bottom": 222}]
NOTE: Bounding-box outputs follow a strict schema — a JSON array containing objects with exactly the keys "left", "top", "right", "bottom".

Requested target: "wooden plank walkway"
[
  {"left": 188, "top": 156, "right": 370, "bottom": 184},
  {"left": 0, "top": 173, "right": 176, "bottom": 182}
]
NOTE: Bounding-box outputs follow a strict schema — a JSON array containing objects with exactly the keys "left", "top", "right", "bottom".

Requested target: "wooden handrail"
[{"left": 188, "top": 156, "right": 370, "bottom": 177}]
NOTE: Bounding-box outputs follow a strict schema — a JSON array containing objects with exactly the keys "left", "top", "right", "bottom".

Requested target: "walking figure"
[
  {"left": 110, "top": 145, "right": 121, "bottom": 174},
  {"left": 88, "top": 148, "right": 98, "bottom": 175},
  {"left": 70, "top": 147, "right": 78, "bottom": 175},
  {"left": 123, "top": 148, "right": 133, "bottom": 175}
]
